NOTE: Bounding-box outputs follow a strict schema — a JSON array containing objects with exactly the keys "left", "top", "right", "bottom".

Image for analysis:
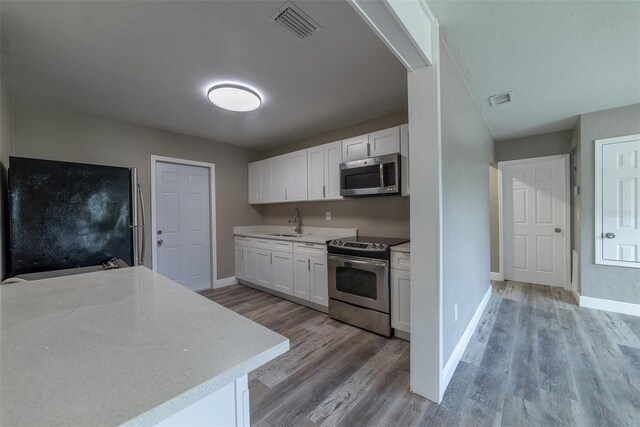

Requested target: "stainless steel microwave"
[{"left": 340, "top": 153, "right": 401, "bottom": 197}]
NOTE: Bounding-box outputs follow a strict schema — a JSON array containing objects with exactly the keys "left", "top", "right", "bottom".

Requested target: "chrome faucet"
[{"left": 289, "top": 207, "right": 301, "bottom": 234}]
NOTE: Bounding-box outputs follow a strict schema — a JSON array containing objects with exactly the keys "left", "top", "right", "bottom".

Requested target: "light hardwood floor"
[{"left": 202, "top": 281, "right": 640, "bottom": 426}]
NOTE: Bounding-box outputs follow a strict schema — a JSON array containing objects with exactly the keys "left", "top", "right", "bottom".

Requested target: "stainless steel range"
[{"left": 327, "top": 236, "right": 409, "bottom": 337}]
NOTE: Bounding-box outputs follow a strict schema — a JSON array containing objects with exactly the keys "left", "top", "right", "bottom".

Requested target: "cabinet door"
[
  {"left": 309, "top": 255, "right": 328, "bottom": 306},
  {"left": 324, "top": 141, "right": 343, "bottom": 200},
  {"left": 270, "top": 155, "right": 287, "bottom": 202},
  {"left": 293, "top": 254, "right": 311, "bottom": 300},
  {"left": 255, "top": 250, "right": 273, "bottom": 288},
  {"left": 342, "top": 134, "right": 369, "bottom": 161},
  {"left": 286, "top": 150, "right": 308, "bottom": 201},
  {"left": 391, "top": 268, "right": 411, "bottom": 333},
  {"left": 307, "top": 146, "right": 325, "bottom": 201},
  {"left": 234, "top": 245, "right": 245, "bottom": 279},
  {"left": 272, "top": 252, "right": 294, "bottom": 295},
  {"left": 369, "top": 126, "right": 400, "bottom": 157},
  {"left": 244, "top": 247, "right": 257, "bottom": 283},
  {"left": 248, "top": 162, "right": 260, "bottom": 204},
  {"left": 259, "top": 161, "right": 272, "bottom": 203},
  {"left": 400, "top": 124, "right": 409, "bottom": 196}
]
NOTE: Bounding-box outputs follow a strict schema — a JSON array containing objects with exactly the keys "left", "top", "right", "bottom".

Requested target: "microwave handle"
[{"left": 379, "top": 163, "right": 385, "bottom": 187}]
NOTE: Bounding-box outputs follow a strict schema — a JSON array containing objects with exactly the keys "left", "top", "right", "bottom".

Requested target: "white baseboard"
[
  {"left": 215, "top": 276, "right": 238, "bottom": 289},
  {"left": 578, "top": 294, "right": 640, "bottom": 317},
  {"left": 441, "top": 285, "right": 492, "bottom": 394},
  {"left": 490, "top": 272, "right": 503, "bottom": 281}
]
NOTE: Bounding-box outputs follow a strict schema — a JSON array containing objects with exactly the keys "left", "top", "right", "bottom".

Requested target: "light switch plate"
[{"left": 325, "top": 211, "right": 331, "bottom": 221}]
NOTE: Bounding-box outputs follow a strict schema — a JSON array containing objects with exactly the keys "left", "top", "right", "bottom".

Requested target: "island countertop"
[{"left": 0, "top": 266, "right": 289, "bottom": 427}]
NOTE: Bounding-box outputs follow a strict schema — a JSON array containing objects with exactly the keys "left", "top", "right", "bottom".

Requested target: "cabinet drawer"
[
  {"left": 235, "top": 236, "right": 255, "bottom": 247},
  {"left": 294, "top": 242, "right": 327, "bottom": 255},
  {"left": 270, "top": 240, "right": 293, "bottom": 253},
  {"left": 391, "top": 251, "right": 410, "bottom": 270},
  {"left": 254, "top": 238, "right": 272, "bottom": 249}
]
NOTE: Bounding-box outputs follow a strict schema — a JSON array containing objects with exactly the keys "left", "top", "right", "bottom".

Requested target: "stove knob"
[
  {"left": 338, "top": 240, "right": 343, "bottom": 245},
  {"left": 331, "top": 240, "right": 337, "bottom": 245}
]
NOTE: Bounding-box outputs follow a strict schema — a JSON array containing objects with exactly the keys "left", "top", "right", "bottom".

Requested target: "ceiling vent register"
[
  {"left": 488, "top": 91, "right": 513, "bottom": 106},
  {"left": 273, "top": 2, "right": 322, "bottom": 41}
]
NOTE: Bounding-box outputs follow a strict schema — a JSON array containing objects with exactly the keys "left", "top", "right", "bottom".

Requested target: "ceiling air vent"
[
  {"left": 272, "top": 2, "right": 322, "bottom": 41},
  {"left": 488, "top": 91, "right": 513, "bottom": 107}
]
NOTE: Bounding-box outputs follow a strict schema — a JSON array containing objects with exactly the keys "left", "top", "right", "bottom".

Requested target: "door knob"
[
  {"left": 157, "top": 229, "right": 163, "bottom": 235},
  {"left": 554, "top": 228, "right": 562, "bottom": 233},
  {"left": 605, "top": 232, "right": 615, "bottom": 239},
  {"left": 157, "top": 239, "right": 164, "bottom": 247}
]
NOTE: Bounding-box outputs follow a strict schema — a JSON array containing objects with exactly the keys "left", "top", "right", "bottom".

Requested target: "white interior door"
[
  {"left": 156, "top": 162, "right": 211, "bottom": 291},
  {"left": 600, "top": 138, "right": 640, "bottom": 264},
  {"left": 502, "top": 156, "right": 569, "bottom": 287}
]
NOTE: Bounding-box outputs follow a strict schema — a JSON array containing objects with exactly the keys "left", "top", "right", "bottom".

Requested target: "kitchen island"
[{"left": 0, "top": 267, "right": 289, "bottom": 426}]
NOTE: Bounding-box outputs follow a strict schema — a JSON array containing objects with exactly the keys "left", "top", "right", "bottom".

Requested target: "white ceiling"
[
  {"left": 0, "top": 1, "right": 407, "bottom": 150},
  {"left": 428, "top": 1, "right": 640, "bottom": 141}
]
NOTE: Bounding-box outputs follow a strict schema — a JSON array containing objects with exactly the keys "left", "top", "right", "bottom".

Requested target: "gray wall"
[
  {"left": 495, "top": 129, "right": 573, "bottom": 162},
  {"left": 489, "top": 129, "right": 574, "bottom": 273},
  {"left": 10, "top": 98, "right": 263, "bottom": 280},
  {"left": 576, "top": 103, "right": 640, "bottom": 304},
  {"left": 0, "top": 71, "right": 13, "bottom": 279},
  {"left": 440, "top": 42, "right": 494, "bottom": 363},
  {"left": 258, "top": 109, "right": 410, "bottom": 237}
]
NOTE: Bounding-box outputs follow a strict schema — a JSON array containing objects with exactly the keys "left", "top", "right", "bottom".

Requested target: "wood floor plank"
[{"left": 203, "top": 281, "right": 639, "bottom": 427}]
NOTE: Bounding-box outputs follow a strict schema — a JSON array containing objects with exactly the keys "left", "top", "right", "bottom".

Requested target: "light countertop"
[
  {"left": 391, "top": 242, "right": 410, "bottom": 253},
  {"left": 234, "top": 225, "right": 357, "bottom": 245},
  {"left": 0, "top": 267, "right": 289, "bottom": 427}
]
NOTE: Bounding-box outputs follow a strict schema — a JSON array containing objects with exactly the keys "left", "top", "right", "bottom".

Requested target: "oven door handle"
[{"left": 328, "top": 254, "right": 388, "bottom": 268}]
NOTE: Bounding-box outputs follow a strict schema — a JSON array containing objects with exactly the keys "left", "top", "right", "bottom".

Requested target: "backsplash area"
[{"left": 258, "top": 197, "right": 410, "bottom": 238}]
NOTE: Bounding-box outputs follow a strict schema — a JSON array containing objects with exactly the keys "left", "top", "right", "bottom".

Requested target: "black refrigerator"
[{"left": 8, "top": 157, "right": 145, "bottom": 277}]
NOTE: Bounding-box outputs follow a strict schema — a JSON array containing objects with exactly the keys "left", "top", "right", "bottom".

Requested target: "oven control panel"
[{"left": 329, "top": 240, "right": 388, "bottom": 251}]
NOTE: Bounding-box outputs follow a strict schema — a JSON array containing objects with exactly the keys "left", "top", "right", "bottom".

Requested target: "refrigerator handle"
[{"left": 137, "top": 183, "right": 146, "bottom": 265}]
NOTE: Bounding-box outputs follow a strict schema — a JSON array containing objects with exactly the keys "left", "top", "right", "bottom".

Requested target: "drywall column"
[{"left": 408, "top": 25, "right": 442, "bottom": 403}]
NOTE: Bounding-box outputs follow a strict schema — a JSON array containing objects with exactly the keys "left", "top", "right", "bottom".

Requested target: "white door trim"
[
  {"left": 595, "top": 133, "right": 640, "bottom": 269},
  {"left": 150, "top": 155, "right": 217, "bottom": 290},
  {"left": 498, "top": 154, "right": 571, "bottom": 289}
]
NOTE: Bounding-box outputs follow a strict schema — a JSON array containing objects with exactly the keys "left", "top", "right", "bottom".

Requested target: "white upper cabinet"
[
  {"left": 259, "top": 161, "right": 272, "bottom": 203},
  {"left": 248, "top": 124, "right": 407, "bottom": 204},
  {"left": 342, "top": 134, "right": 369, "bottom": 162},
  {"left": 307, "top": 146, "right": 325, "bottom": 201},
  {"left": 270, "top": 155, "right": 287, "bottom": 202},
  {"left": 286, "top": 150, "right": 308, "bottom": 201},
  {"left": 324, "top": 141, "right": 343, "bottom": 200},
  {"left": 369, "top": 126, "right": 400, "bottom": 157},
  {"left": 248, "top": 162, "right": 260, "bottom": 204},
  {"left": 307, "top": 141, "right": 343, "bottom": 201}
]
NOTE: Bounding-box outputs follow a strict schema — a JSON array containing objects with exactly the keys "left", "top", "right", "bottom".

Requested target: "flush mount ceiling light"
[{"left": 207, "top": 84, "right": 262, "bottom": 112}]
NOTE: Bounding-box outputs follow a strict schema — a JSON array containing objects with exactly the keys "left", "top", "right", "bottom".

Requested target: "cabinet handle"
[
  {"left": 367, "top": 142, "right": 371, "bottom": 157},
  {"left": 323, "top": 185, "right": 326, "bottom": 198},
  {"left": 270, "top": 252, "right": 273, "bottom": 264},
  {"left": 307, "top": 258, "right": 310, "bottom": 271},
  {"left": 285, "top": 189, "right": 287, "bottom": 200}
]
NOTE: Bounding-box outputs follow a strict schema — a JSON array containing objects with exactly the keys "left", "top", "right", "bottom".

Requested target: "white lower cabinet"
[
  {"left": 235, "top": 237, "right": 328, "bottom": 308},
  {"left": 391, "top": 250, "right": 410, "bottom": 335},
  {"left": 293, "top": 255, "right": 311, "bottom": 300},
  {"left": 272, "top": 252, "right": 294, "bottom": 295},
  {"left": 391, "top": 268, "right": 411, "bottom": 333},
  {"left": 255, "top": 249, "right": 273, "bottom": 289}
]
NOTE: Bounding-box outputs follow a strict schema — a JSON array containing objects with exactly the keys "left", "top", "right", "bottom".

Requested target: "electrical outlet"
[
  {"left": 454, "top": 304, "right": 458, "bottom": 322},
  {"left": 325, "top": 211, "right": 331, "bottom": 221}
]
